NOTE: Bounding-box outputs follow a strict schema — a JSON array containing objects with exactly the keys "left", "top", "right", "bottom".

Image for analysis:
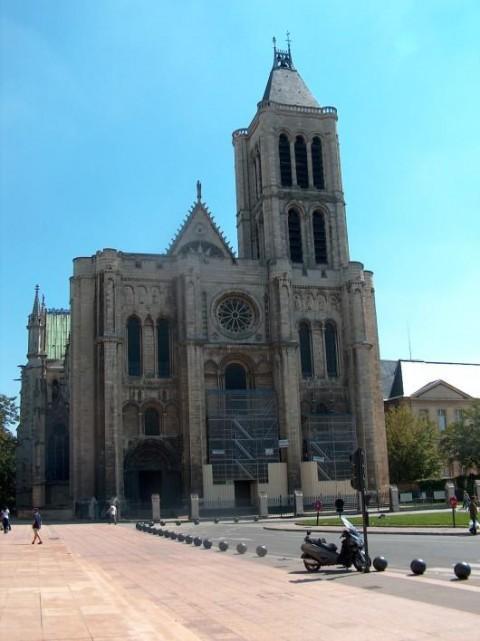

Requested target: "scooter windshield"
[{"left": 340, "top": 515, "right": 363, "bottom": 542}]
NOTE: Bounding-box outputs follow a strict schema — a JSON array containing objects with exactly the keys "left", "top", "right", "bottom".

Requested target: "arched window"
[
  {"left": 299, "top": 322, "right": 313, "bottom": 378},
  {"left": 46, "top": 423, "right": 69, "bottom": 481},
  {"left": 144, "top": 408, "right": 160, "bottom": 436},
  {"left": 279, "top": 134, "right": 292, "bottom": 186},
  {"left": 127, "top": 316, "right": 142, "bottom": 376},
  {"left": 311, "top": 136, "right": 325, "bottom": 189},
  {"left": 295, "top": 136, "right": 309, "bottom": 188},
  {"left": 313, "top": 211, "right": 328, "bottom": 264},
  {"left": 225, "top": 363, "right": 247, "bottom": 390},
  {"left": 325, "top": 321, "right": 338, "bottom": 377},
  {"left": 288, "top": 209, "right": 303, "bottom": 263},
  {"left": 157, "top": 319, "right": 171, "bottom": 378}
]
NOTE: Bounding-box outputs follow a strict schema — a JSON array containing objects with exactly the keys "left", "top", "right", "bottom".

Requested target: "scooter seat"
[{"left": 326, "top": 543, "right": 337, "bottom": 552}]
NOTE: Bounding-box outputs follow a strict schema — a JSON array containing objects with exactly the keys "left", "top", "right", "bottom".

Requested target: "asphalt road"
[{"left": 126, "top": 520, "right": 480, "bottom": 614}]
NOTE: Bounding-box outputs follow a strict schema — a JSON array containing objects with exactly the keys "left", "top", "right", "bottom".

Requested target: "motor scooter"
[{"left": 301, "top": 515, "right": 369, "bottom": 572}]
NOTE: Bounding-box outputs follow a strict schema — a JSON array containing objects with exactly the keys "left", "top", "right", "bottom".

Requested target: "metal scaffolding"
[
  {"left": 206, "top": 390, "right": 279, "bottom": 484},
  {"left": 303, "top": 414, "right": 356, "bottom": 481}
]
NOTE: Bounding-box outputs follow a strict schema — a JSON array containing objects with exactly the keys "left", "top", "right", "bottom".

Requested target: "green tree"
[
  {"left": 0, "top": 394, "right": 18, "bottom": 507},
  {"left": 440, "top": 400, "right": 480, "bottom": 471},
  {"left": 385, "top": 405, "right": 441, "bottom": 484}
]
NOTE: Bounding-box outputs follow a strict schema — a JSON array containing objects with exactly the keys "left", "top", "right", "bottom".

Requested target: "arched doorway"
[{"left": 124, "top": 439, "right": 183, "bottom": 513}]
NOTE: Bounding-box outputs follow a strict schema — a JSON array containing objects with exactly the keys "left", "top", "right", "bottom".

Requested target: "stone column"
[
  {"left": 294, "top": 490, "right": 304, "bottom": 516},
  {"left": 445, "top": 481, "right": 455, "bottom": 505},
  {"left": 190, "top": 494, "right": 200, "bottom": 521},
  {"left": 257, "top": 491, "right": 268, "bottom": 518},
  {"left": 389, "top": 485, "right": 400, "bottom": 512},
  {"left": 152, "top": 494, "right": 160, "bottom": 522},
  {"left": 474, "top": 480, "right": 480, "bottom": 502}
]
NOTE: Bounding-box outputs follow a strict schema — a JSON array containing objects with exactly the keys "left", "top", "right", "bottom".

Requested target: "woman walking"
[{"left": 31, "top": 508, "right": 43, "bottom": 544}]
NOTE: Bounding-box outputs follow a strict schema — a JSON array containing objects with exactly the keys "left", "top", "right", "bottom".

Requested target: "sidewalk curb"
[{"left": 262, "top": 525, "right": 471, "bottom": 536}]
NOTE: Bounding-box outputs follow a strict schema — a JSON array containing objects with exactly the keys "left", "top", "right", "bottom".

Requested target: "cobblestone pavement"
[{"left": 1, "top": 524, "right": 479, "bottom": 641}]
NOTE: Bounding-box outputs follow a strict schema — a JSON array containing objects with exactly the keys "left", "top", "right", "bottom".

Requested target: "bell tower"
[{"left": 233, "top": 38, "right": 349, "bottom": 269}]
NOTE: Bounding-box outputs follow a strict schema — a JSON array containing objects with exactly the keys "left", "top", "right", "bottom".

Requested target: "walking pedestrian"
[
  {"left": 463, "top": 492, "right": 471, "bottom": 510},
  {"left": 107, "top": 504, "right": 117, "bottom": 525},
  {"left": 468, "top": 496, "right": 478, "bottom": 535},
  {"left": 31, "top": 508, "right": 43, "bottom": 544},
  {"left": 1, "top": 508, "right": 9, "bottom": 534}
]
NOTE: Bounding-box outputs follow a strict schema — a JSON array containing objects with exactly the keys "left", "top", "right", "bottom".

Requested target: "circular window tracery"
[{"left": 216, "top": 296, "right": 255, "bottom": 336}]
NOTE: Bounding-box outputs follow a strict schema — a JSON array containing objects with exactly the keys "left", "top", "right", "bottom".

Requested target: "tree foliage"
[
  {"left": 385, "top": 405, "right": 442, "bottom": 484},
  {"left": 440, "top": 400, "right": 480, "bottom": 471},
  {"left": 0, "top": 394, "right": 18, "bottom": 507}
]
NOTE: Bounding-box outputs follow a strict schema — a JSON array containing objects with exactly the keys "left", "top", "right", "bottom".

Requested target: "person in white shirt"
[{"left": 107, "top": 504, "right": 117, "bottom": 525}]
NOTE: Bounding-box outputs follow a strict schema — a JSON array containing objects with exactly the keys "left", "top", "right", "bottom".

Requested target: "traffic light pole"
[{"left": 360, "top": 487, "right": 370, "bottom": 573}]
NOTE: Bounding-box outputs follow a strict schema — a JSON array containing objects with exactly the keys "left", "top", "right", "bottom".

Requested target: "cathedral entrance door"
[
  {"left": 234, "top": 480, "right": 252, "bottom": 507},
  {"left": 124, "top": 439, "right": 183, "bottom": 516}
]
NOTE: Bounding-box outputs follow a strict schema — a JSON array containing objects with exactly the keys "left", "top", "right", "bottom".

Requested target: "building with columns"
[{"left": 17, "top": 44, "right": 389, "bottom": 516}]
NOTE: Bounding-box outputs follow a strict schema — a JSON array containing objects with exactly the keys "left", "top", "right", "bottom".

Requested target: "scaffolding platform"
[
  {"left": 206, "top": 390, "right": 279, "bottom": 483},
  {"left": 303, "top": 413, "right": 356, "bottom": 481}
]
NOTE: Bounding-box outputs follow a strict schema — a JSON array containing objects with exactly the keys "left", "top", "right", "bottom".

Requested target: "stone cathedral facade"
[{"left": 17, "top": 46, "right": 389, "bottom": 515}]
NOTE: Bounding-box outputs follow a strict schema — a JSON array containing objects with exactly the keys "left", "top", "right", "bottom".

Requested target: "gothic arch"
[
  {"left": 126, "top": 315, "right": 142, "bottom": 376},
  {"left": 298, "top": 320, "right": 313, "bottom": 378},
  {"left": 324, "top": 319, "right": 339, "bottom": 378}
]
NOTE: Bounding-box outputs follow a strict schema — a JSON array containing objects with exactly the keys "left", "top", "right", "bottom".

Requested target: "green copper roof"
[{"left": 45, "top": 310, "right": 70, "bottom": 360}]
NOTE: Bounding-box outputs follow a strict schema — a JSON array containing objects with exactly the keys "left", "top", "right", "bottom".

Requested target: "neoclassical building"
[{"left": 17, "top": 44, "right": 389, "bottom": 515}]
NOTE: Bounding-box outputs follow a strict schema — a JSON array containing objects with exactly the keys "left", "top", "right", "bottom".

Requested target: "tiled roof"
[{"left": 45, "top": 310, "right": 70, "bottom": 361}]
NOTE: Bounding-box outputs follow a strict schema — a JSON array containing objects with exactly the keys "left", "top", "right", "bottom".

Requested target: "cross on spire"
[{"left": 271, "top": 32, "right": 294, "bottom": 70}]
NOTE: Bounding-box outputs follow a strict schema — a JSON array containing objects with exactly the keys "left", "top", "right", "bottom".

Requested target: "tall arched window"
[
  {"left": 288, "top": 209, "right": 303, "bottom": 263},
  {"left": 299, "top": 322, "right": 313, "bottom": 378},
  {"left": 225, "top": 363, "right": 247, "bottom": 390},
  {"left": 46, "top": 423, "right": 69, "bottom": 481},
  {"left": 325, "top": 321, "right": 338, "bottom": 377},
  {"left": 311, "top": 136, "right": 325, "bottom": 189},
  {"left": 313, "top": 211, "right": 328, "bottom": 264},
  {"left": 157, "top": 318, "right": 171, "bottom": 378},
  {"left": 295, "top": 136, "right": 309, "bottom": 188},
  {"left": 279, "top": 134, "right": 292, "bottom": 186},
  {"left": 127, "top": 316, "right": 142, "bottom": 376},
  {"left": 144, "top": 407, "right": 160, "bottom": 436}
]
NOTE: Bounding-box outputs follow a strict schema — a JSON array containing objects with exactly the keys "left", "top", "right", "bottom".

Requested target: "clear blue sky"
[{"left": 1, "top": 0, "right": 479, "bottom": 403}]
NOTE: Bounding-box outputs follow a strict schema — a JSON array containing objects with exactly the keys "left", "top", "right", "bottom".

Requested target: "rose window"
[{"left": 216, "top": 296, "right": 255, "bottom": 335}]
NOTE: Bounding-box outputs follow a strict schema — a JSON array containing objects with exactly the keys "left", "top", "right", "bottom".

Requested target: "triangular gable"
[
  {"left": 166, "top": 200, "right": 235, "bottom": 262},
  {"left": 412, "top": 379, "right": 472, "bottom": 401}
]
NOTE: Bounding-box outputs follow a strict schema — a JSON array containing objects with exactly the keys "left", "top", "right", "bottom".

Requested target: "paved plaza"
[{"left": 1, "top": 523, "right": 479, "bottom": 641}]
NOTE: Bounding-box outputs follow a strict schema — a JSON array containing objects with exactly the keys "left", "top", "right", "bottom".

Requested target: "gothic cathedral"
[{"left": 17, "top": 45, "right": 389, "bottom": 516}]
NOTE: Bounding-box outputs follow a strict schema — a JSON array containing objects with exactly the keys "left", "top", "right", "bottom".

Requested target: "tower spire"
[{"left": 31, "top": 284, "right": 40, "bottom": 317}]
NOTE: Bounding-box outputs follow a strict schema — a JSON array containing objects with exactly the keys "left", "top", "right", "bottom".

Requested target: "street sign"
[
  {"left": 314, "top": 500, "right": 322, "bottom": 511},
  {"left": 278, "top": 439, "right": 289, "bottom": 448},
  {"left": 449, "top": 496, "right": 458, "bottom": 509},
  {"left": 312, "top": 456, "right": 325, "bottom": 462},
  {"left": 211, "top": 449, "right": 225, "bottom": 455}
]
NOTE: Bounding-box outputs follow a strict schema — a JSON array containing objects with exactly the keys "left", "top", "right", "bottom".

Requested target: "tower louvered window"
[
  {"left": 279, "top": 134, "right": 292, "bottom": 186},
  {"left": 313, "top": 211, "right": 328, "bottom": 264},
  {"left": 295, "top": 136, "right": 309, "bottom": 188},
  {"left": 325, "top": 321, "right": 338, "bottom": 377},
  {"left": 312, "top": 137, "right": 325, "bottom": 189},
  {"left": 127, "top": 316, "right": 142, "bottom": 376},
  {"left": 288, "top": 209, "right": 303, "bottom": 263},
  {"left": 157, "top": 319, "right": 171, "bottom": 378},
  {"left": 299, "top": 322, "right": 313, "bottom": 378}
]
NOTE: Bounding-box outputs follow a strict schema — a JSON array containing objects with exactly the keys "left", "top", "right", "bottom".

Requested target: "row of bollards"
[
  {"left": 372, "top": 555, "right": 472, "bottom": 581},
  {"left": 136, "top": 525, "right": 471, "bottom": 579},
  {"left": 136, "top": 522, "right": 268, "bottom": 557}
]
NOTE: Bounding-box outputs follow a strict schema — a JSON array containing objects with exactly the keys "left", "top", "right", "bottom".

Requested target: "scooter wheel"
[
  {"left": 353, "top": 552, "right": 370, "bottom": 572},
  {"left": 303, "top": 558, "right": 321, "bottom": 573}
]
